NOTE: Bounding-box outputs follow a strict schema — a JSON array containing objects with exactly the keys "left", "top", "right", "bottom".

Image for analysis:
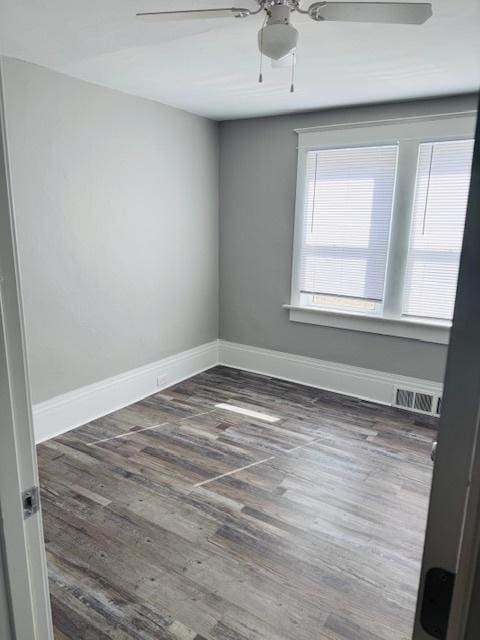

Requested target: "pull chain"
[
  {"left": 290, "top": 48, "right": 296, "bottom": 93},
  {"left": 258, "top": 13, "right": 268, "bottom": 83}
]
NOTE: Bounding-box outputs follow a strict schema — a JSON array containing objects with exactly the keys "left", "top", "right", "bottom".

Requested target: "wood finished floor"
[{"left": 37, "top": 366, "right": 437, "bottom": 640}]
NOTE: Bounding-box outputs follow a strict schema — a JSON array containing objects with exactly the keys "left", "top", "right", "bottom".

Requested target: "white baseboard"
[
  {"left": 33, "top": 341, "right": 219, "bottom": 443},
  {"left": 33, "top": 338, "right": 442, "bottom": 444},
  {"left": 218, "top": 340, "right": 443, "bottom": 409}
]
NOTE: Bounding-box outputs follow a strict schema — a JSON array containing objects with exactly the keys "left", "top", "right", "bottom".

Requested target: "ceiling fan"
[{"left": 137, "top": 1, "right": 433, "bottom": 90}]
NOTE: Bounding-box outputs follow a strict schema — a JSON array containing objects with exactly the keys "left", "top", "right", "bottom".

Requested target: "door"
[
  {"left": 413, "top": 103, "right": 480, "bottom": 639},
  {"left": 0, "top": 60, "right": 54, "bottom": 639}
]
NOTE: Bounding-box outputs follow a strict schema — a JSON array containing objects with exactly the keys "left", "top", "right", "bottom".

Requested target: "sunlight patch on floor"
[{"left": 215, "top": 403, "right": 280, "bottom": 423}]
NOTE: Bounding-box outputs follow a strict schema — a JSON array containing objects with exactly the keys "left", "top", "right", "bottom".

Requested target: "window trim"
[
  {"left": 283, "top": 304, "right": 451, "bottom": 344},
  {"left": 288, "top": 113, "right": 477, "bottom": 344}
]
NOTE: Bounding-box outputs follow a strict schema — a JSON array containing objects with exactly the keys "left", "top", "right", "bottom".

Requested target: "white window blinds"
[
  {"left": 403, "top": 139, "right": 474, "bottom": 321},
  {"left": 298, "top": 145, "right": 398, "bottom": 304}
]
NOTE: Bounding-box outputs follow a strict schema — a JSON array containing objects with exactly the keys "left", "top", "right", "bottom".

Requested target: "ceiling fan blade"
[
  {"left": 136, "top": 7, "right": 252, "bottom": 21},
  {"left": 308, "top": 2, "right": 432, "bottom": 24}
]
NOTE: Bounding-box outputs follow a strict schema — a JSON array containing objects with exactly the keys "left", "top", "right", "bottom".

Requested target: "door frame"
[
  {"left": 413, "top": 101, "right": 480, "bottom": 639},
  {"left": 0, "top": 532, "right": 14, "bottom": 640},
  {"left": 0, "top": 55, "right": 479, "bottom": 640},
  {"left": 0, "top": 58, "right": 53, "bottom": 640},
  {"left": 448, "top": 101, "right": 480, "bottom": 640}
]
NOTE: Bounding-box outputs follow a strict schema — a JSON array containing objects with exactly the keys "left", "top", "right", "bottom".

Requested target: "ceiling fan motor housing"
[{"left": 258, "top": 4, "right": 299, "bottom": 60}]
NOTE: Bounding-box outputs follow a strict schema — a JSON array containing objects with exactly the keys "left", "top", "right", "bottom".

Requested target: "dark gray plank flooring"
[{"left": 37, "top": 366, "right": 437, "bottom": 640}]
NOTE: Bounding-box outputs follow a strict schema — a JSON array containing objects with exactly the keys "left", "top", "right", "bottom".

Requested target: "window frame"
[{"left": 286, "top": 113, "right": 477, "bottom": 345}]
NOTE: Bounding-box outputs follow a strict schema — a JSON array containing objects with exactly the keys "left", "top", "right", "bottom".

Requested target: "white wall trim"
[
  {"left": 33, "top": 338, "right": 442, "bottom": 444},
  {"left": 33, "top": 341, "right": 219, "bottom": 443},
  {"left": 284, "top": 304, "right": 450, "bottom": 345},
  {"left": 294, "top": 111, "right": 477, "bottom": 137},
  {"left": 218, "top": 340, "right": 443, "bottom": 408},
  {"left": 295, "top": 113, "right": 476, "bottom": 148},
  {"left": 289, "top": 114, "right": 476, "bottom": 346}
]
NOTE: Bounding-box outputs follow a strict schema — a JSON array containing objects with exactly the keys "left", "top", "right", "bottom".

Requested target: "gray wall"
[
  {"left": 2, "top": 58, "right": 219, "bottom": 404},
  {"left": 3, "top": 57, "right": 476, "bottom": 398},
  {"left": 219, "top": 95, "right": 478, "bottom": 383}
]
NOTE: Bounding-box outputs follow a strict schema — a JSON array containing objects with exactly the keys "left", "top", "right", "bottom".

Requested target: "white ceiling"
[{"left": 0, "top": 0, "right": 478, "bottom": 120}]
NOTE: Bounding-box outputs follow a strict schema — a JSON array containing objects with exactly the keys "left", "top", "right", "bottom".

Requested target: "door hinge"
[
  {"left": 420, "top": 567, "right": 456, "bottom": 639},
  {"left": 22, "top": 486, "right": 40, "bottom": 519}
]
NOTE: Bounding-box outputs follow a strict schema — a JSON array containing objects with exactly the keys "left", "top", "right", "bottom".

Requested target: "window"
[
  {"left": 403, "top": 140, "right": 475, "bottom": 321},
  {"left": 298, "top": 145, "right": 398, "bottom": 315},
  {"left": 288, "top": 114, "right": 476, "bottom": 344}
]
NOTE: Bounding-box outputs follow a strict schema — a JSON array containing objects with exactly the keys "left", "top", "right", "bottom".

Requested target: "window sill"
[{"left": 283, "top": 304, "right": 451, "bottom": 345}]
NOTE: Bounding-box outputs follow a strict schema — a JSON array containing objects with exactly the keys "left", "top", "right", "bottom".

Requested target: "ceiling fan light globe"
[{"left": 258, "top": 23, "right": 299, "bottom": 60}]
